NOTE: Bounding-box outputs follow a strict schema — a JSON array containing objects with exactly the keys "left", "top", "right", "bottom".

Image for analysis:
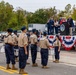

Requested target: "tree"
[
  {"left": 16, "top": 7, "right": 27, "bottom": 29},
  {"left": 58, "top": 11, "right": 66, "bottom": 18},
  {"left": 0, "top": 1, "right": 76, "bottom": 31},
  {"left": 65, "top": 4, "right": 72, "bottom": 17},
  {"left": 26, "top": 7, "right": 57, "bottom": 24},
  {"left": 72, "top": 8, "right": 76, "bottom": 20},
  {"left": 0, "top": 1, "right": 27, "bottom": 31},
  {"left": 0, "top": 1, "right": 13, "bottom": 30}
]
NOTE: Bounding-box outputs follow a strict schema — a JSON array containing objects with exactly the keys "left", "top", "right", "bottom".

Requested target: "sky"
[{"left": 0, "top": 0, "right": 76, "bottom": 12}]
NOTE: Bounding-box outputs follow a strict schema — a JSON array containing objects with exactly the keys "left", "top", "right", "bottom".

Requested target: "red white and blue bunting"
[
  {"left": 61, "top": 36, "right": 76, "bottom": 50},
  {"left": 48, "top": 35, "right": 56, "bottom": 47},
  {"left": 39, "top": 35, "right": 76, "bottom": 50}
]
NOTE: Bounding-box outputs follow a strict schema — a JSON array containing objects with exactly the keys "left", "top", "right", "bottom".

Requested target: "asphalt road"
[
  {"left": 0, "top": 53, "right": 76, "bottom": 75},
  {"left": 0, "top": 43, "right": 76, "bottom": 75}
]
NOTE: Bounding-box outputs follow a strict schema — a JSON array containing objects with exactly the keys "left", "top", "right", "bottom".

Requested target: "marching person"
[
  {"left": 18, "top": 26, "right": 28, "bottom": 74},
  {"left": 53, "top": 35, "right": 61, "bottom": 63},
  {"left": 4, "top": 28, "right": 17, "bottom": 70},
  {"left": 13, "top": 30, "right": 18, "bottom": 62},
  {"left": 39, "top": 32, "right": 50, "bottom": 69},
  {"left": 30, "top": 29, "right": 38, "bottom": 67}
]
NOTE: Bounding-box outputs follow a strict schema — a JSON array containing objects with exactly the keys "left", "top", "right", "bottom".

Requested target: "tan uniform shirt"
[
  {"left": 39, "top": 36, "right": 50, "bottom": 49},
  {"left": 53, "top": 40, "right": 61, "bottom": 47},
  {"left": 18, "top": 32, "right": 28, "bottom": 47},
  {"left": 4, "top": 36, "right": 8, "bottom": 44},
  {"left": 4, "top": 35, "right": 14, "bottom": 45},
  {"left": 13, "top": 34, "right": 18, "bottom": 45},
  {"left": 30, "top": 34, "right": 37, "bottom": 44}
]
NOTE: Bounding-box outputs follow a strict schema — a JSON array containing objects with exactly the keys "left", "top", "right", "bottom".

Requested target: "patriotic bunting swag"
[
  {"left": 39, "top": 35, "right": 76, "bottom": 50},
  {"left": 61, "top": 36, "right": 76, "bottom": 50}
]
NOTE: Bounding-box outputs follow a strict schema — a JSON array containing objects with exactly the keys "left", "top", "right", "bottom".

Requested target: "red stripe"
[
  {"left": 65, "top": 36, "right": 71, "bottom": 39},
  {"left": 49, "top": 36, "right": 54, "bottom": 38}
]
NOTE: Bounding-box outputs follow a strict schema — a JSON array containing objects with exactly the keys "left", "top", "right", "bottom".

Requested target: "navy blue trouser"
[
  {"left": 31, "top": 44, "right": 37, "bottom": 64},
  {"left": 48, "top": 27, "right": 50, "bottom": 35},
  {"left": 5, "top": 44, "right": 15, "bottom": 64},
  {"left": 55, "top": 46, "right": 60, "bottom": 60},
  {"left": 14, "top": 45, "right": 18, "bottom": 57},
  {"left": 50, "top": 26, "right": 54, "bottom": 35},
  {"left": 55, "top": 26, "right": 58, "bottom": 34},
  {"left": 26, "top": 46, "right": 29, "bottom": 60},
  {"left": 40, "top": 49, "right": 48, "bottom": 66},
  {"left": 14, "top": 45, "right": 18, "bottom": 49},
  {"left": 19, "top": 47, "right": 27, "bottom": 69}
]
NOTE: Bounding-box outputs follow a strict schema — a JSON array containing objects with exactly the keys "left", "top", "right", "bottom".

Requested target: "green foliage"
[
  {"left": 65, "top": 4, "right": 71, "bottom": 12},
  {"left": 26, "top": 7, "right": 57, "bottom": 24},
  {"left": 0, "top": 1, "right": 27, "bottom": 31},
  {"left": 0, "top": 1, "right": 76, "bottom": 31},
  {"left": 65, "top": 4, "right": 72, "bottom": 18},
  {"left": 72, "top": 8, "right": 76, "bottom": 20},
  {"left": 58, "top": 11, "right": 65, "bottom": 17}
]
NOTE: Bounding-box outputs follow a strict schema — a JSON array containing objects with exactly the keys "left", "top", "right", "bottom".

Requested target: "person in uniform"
[
  {"left": 18, "top": 26, "right": 28, "bottom": 74},
  {"left": 30, "top": 29, "right": 38, "bottom": 67},
  {"left": 13, "top": 30, "right": 18, "bottom": 62},
  {"left": 39, "top": 32, "right": 50, "bottom": 69},
  {"left": 4, "top": 28, "right": 17, "bottom": 70},
  {"left": 53, "top": 35, "right": 61, "bottom": 63}
]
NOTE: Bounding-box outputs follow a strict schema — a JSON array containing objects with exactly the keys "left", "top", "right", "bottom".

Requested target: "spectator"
[
  {"left": 58, "top": 17, "right": 62, "bottom": 25},
  {"left": 47, "top": 17, "right": 54, "bottom": 35},
  {"left": 47, "top": 19, "right": 51, "bottom": 35},
  {"left": 67, "top": 15, "right": 74, "bottom": 35},
  {"left": 54, "top": 19, "right": 59, "bottom": 34},
  {"left": 59, "top": 17, "right": 66, "bottom": 25}
]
